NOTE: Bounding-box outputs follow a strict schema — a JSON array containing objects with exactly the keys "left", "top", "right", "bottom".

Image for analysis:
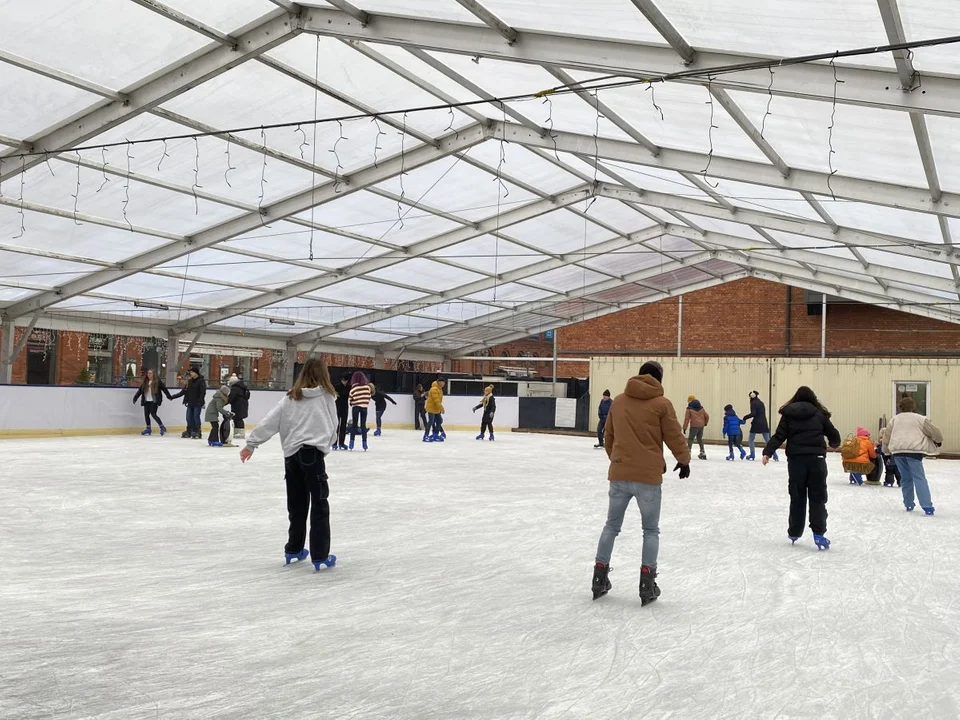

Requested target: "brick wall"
[{"left": 55, "top": 331, "right": 89, "bottom": 385}]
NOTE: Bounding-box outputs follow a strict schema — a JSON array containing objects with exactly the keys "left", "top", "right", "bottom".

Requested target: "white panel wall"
[{"left": 0, "top": 386, "right": 519, "bottom": 435}]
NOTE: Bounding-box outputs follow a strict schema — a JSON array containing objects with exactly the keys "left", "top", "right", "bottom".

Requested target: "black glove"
[
  {"left": 936, "top": 442, "right": 943, "bottom": 448},
  {"left": 674, "top": 463, "right": 690, "bottom": 479}
]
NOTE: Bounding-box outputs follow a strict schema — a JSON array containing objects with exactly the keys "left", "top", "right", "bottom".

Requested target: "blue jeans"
[
  {"left": 426, "top": 412, "right": 444, "bottom": 437},
  {"left": 186, "top": 405, "right": 202, "bottom": 434},
  {"left": 894, "top": 456, "right": 933, "bottom": 509},
  {"left": 749, "top": 432, "right": 777, "bottom": 459},
  {"left": 596, "top": 481, "right": 662, "bottom": 568}
]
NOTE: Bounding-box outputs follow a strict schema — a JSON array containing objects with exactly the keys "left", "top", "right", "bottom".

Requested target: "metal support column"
[
  {"left": 374, "top": 350, "right": 385, "bottom": 370},
  {"left": 821, "top": 294, "right": 827, "bottom": 359},
  {"left": 677, "top": 295, "right": 683, "bottom": 358},
  {"left": 0, "top": 318, "right": 14, "bottom": 385},
  {"left": 284, "top": 342, "right": 298, "bottom": 389},
  {"left": 552, "top": 329, "right": 558, "bottom": 390},
  {"left": 165, "top": 330, "right": 179, "bottom": 387}
]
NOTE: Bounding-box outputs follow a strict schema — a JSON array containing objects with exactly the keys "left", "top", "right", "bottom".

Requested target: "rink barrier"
[{"left": 0, "top": 385, "right": 519, "bottom": 438}]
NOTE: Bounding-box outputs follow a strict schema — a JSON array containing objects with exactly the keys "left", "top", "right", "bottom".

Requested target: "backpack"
[{"left": 840, "top": 434, "right": 861, "bottom": 460}]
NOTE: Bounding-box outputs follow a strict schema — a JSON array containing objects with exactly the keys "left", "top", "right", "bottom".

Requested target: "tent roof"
[{"left": 2, "top": 0, "right": 960, "bottom": 359}]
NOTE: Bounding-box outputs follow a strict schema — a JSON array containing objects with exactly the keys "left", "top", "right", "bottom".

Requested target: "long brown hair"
[
  {"left": 141, "top": 369, "right": 159, "bottom": 395},
  {"left": 287, "top": 356, "right": 336, "bottom": 400}
]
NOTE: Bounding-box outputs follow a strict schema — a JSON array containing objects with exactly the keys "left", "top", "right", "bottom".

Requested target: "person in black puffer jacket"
[
  {"left": 743, "top": 391, "right": 778, "bottom": 462},
  {"left": 180, "top": 367, "right": 207, "bottom": 439},
  {"left": 762, "top": 386, "right": 841, "bottom": 549},
  {"left": 228, "top": 371, "right": 251, "bottom": 440},
  {"left": 334, "top": 373, "right": 350, "bottom": 450}
]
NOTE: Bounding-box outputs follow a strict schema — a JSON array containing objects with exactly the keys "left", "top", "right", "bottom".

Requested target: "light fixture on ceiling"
[
  {"left": 269, "top": 318, "right": 296, "bottom": 326},
  {"left": 133, "top": 300, "right": 169, "bottom": 310}
]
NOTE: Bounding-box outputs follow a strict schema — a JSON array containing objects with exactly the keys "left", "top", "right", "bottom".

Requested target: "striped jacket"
[{"left": 349, "top": 383, "right": 373, "bottom": 408}]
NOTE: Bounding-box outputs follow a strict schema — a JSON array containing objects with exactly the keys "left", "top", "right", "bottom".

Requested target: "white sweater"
[
  {"left": 245, "top": 387, "right": 339, "bottom": 457},
  {"left": 880, "top": 412, "right": 943, "bottom": 456}
]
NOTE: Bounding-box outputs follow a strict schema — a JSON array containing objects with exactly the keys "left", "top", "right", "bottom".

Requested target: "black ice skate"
[
  {"left": 639, "top": 566, "right": 661, "bottom": 606},
  {"left": 698, "top": 452, "right": 707, "bottom": 460},
  {"left": 592, "top": 562, "right": 612, "bottom": 600}
]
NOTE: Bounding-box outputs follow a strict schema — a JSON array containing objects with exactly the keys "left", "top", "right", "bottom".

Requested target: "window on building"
[{"left": 86, "top": 333, "right": 113, "bottom": 384}]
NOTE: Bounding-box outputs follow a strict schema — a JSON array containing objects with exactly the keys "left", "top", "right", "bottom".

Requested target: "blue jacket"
[
  {"left": 722, "top": 410, "right": 744, "bottom": 437},
  {"left": 598, "top": 397, "right": 612, "bottom": 419}
]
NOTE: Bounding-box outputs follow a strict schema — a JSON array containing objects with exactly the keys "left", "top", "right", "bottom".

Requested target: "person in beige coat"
[
  {"left": 879, "top": 396, "right": 943, "bottom": 515},
  {"left": 592, "top": 361, "right": 690, "bottom": 606}
]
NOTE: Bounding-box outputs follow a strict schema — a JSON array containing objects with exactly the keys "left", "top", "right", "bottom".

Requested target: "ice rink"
[{"left": 2, "top": 430, "right": 960, "bottom": 719}]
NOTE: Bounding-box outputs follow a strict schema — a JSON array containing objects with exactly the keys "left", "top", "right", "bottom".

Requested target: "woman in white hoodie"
[
  {"left": 241, "top": 357, "right": 340, "bottom": 571},
  {"left": 879, "top": 396, "right": 943, "bottom": 515}
]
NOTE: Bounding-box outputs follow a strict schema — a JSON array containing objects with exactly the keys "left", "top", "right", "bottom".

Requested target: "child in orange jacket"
[{"left": 843, "top": 426, "right": 878, "bottom": 486}]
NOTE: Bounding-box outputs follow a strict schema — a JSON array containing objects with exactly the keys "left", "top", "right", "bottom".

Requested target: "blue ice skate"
[
  {"left": 476, "top": 434, "right": 484, "bottom": 440},
  {"left": 362, "top": 439, "right": 368, "bottom": 452},
  {"left": 208, "top": 441, "right": 223, "bottom": 447},
  {"left": 923, "top": 506, "right": 935, "bottom": 516},
  {"left": 432, "top": 434, "right": 444, "bottom": 443},
  {"left": 313, "top": 555, "right": 337, "bottom": 572},
  {"left": 285, "top": 549, "right": 309, "bottom": 565},
  {"left": 338, "top": 444, "right": 348, "bottom": 451},
  {"left": 141, "top": 427, "right": 151, "bottom": 436},
  {"left": 159, "top": 425, "right": 166, "bottom": 436},
  {"left": 423, "top": 434, "right": 433, "bottom": 443},
  {"left": 374, "top": 429, "right": 381, "bottom": 437},
  {"left": 746, "top": 453, "right": 755, "bottom": 461},
  {"left": 725, "top": 454, "right": 734, "bottom": 461},
  {"left": 489, "top": 433, "right": 495, "bottom": 442},
  {"left": 349, "top": 438, "right": 355, "bottom": 451},
  {"left": 813, "top": 534, "right": 831, "bottom": 550},
  {"left": 739, "top": 448, "right": 747, "bottom": 460}
]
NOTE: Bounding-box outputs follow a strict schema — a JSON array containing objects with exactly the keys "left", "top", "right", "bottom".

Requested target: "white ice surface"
[{"left": 2, "top": 432, "right": 960, "bottom": 719}]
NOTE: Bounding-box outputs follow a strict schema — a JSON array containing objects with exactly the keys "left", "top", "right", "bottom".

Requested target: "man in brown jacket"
[
  {"left": 592, "top": 361, "right": 690, "bottom": 606},
  {"left": 683, "top": 395, "right": 710, "bottom": 460}
]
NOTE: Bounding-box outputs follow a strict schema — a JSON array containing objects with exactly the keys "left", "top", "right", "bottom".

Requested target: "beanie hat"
[
  {"left": 687, "top": 395, "right": 696, "bottom": 402},
  {"left": 220, "top": 384, "right": 230, "bottom": 394},
  {"left": 856, "top": 426, "right": 870, "bottom": 437},
  {"left": 228, "top": 373, "right": 239, "bottom": 386},
  {"left": 602, "top": 389, "right": 611, "bottom": 397},
  {"left": 638, "top": 361, "right": 663, "bottom": 384}
]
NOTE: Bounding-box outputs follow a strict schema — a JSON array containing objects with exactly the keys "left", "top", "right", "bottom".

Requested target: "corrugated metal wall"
[{"left": 589, "top": 357, "right": 960, "bottom": 452}]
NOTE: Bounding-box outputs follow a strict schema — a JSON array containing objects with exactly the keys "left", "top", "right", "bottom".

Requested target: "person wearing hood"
[
  {"left": 879, "top": 396, "right": 943, "bottom": 515},
  {"left": 241, "top": 357, "right": 339, "bottom": 572},
  {"left": 180, "top": 366, "right": 207, "bottom": 439},
  {"left": 372, "top": 385, "right": 397, "bottom": 437},
  {"left": 842, "top": 426, "right": 878, "bottom": 486},
  {"left": 204, "top": 385, "right": 234, "bottom": 447},
  {"left": 413, "top": 384, "right": 428, "bottom": 431},
  {"left": 227, "top": 371, "right": 251, "bottom": 441},
  {"left": 473, "top": 385, "right": 497, "bottom": 441},
  {"left": 594, "top": 390, "right": 612, "bottom": 449},
  {"left": 424, "top": 377, "right": 446, "bottom": 443},
  {"left": 682, "top": 395, "right": 710, "bottom": 460},
  {"left": 591, "top": 361, "right": 690, "bottom": 607},
  {"left": 334, "top": 373, "right": 350, "bottom": 451},
  {"left": 743, "top": 391, "right": 777, "bottom": 462},
  {"left": 762, "top": 386, "right": 842, "bottom": 549},
  {"left": 722, "top": 405, "right": 747, "bottom": 461}
]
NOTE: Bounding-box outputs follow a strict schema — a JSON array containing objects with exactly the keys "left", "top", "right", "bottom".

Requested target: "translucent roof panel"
[
  {"left": 0, "top": 252, "right": 98, "bottom": 291},
  {"left": 368, "top": 258, "right": 485, "bottom": 292},
  {"left": 154, "top": 1, "right": 280, "bottom": 35},
  {"left": 0, "top": 66, "right": 98, "bottom": 140},
  {"left": 524, "top": 265, "right": 608, "bottom": 293},
  {"left": 411, "top": 302, "right": 499, "bottom": 323},
  {"left": 900, "top": 0, "right": 960, "bottom": 75},
  {"left": 327, "top": 0, "right": 477, "bottom": 23},
  {"left": 663, "top": 0, "right": 894, "bottom": 69},
  {"left": 502, "top": 210, "right": 617, "bottom": 255},
  {"left": 926, "top": 115, "right": 960, "bottom": 194},
  {"left": 429, "top": 235, "right": 545, "bottom": 275},
  {"left": 482, "top": 0, "right": 664, "bottom": 42},
  {"left": 814, "top": 200, "right": 943, "bottom": 244}
]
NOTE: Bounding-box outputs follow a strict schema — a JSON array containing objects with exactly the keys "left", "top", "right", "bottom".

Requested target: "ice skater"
[
  {"left": 372, "top": 385, "right": 396, "bottom": 436},
  {"left": 879, "top": 396, "right": 943, "bottom": 515},
  {"left": 595, "top": 389, "right": 612, "bottom": 448},
  {"left": 743, "top": 390, "right": 778, "bottom": 462},
  {"left": 227, "top": 370, "right": 251, "bottom": 441},
  {"left": 347, "top": 372, "right": 372, "bottom": 451},
  {"left": 334, "top": 373, "right": 350, "bottom": 451},
  {"left": 683, "top": 395, "right": 709, "bottom": 460},
  {"left": 473, "top": 385, "right": 496, "bottom": 441},
  {"left": 132, "top": 368, "right": 177, "bottom": 436},
  {"left": 205, "top": 384, "right": 234, "bottom": 447},
  {"left": 179, "top": 366, "right": 206, "bottom": 439},
  {"left": 240, "top": 357, "right": 339, "bottom": 572},
  {"left": 722, "top": 405, "right": 746, "bottom": 460},
  {"left": 591, "top": 361, "right": 690, "bottom": 606},
  {"left": 841, "top": 427, "right": 877, "bottom": 486},
  {"left": 413, "top": 384, "right": 428, "bottom": 431},
  {"left": 424, "top": 377, "right": 446, "bottom": 443},
  {"left": 762, "top": 386, "right": 842, "bottom": 549}
]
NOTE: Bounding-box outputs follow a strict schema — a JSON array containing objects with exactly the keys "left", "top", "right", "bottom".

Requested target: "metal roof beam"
[
  {"left": 2, "top": 124, "right": 489, "bottom": 319},
  {"left": 0, "top": 50, "right": 125, "bottom": 101},
  {"left": 596, "top": 182, "right": 960, "bottom": 265},
  {"left": 171, "top": 181, "right": 590, "bottom": 334},
  {"left": 499, "top": 122, "right": 960, "bottom": 217},
  {"left": 0, "top": 11, "right": 302, "bottom": 182},
  {"left": 876, "top": 0, "right": 918, "bottom": 91},
  {"left": 302, "top": 8, "right": 960, "bottom": 118},
  {"left": 454, "top": 0, "right": 518, "bottom": 44},
  {"left": 323, "top": 0, "right": 369, "bottom": 24},
  {"left": 386, "top": 249, "right": 714, "bottom": 350},
  {"left": 627, "top": 0, "right": 696, "bottom": 64}
]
